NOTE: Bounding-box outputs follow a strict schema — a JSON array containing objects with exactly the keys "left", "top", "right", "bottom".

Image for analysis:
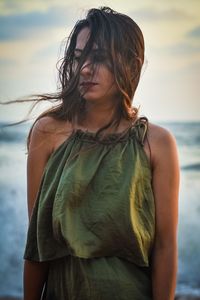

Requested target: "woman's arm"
[
  {"left": 24, "top": 117, "right": 55, "bottom": 300},
  {"left": 24, "top": 260, "right": 49, "bottom": 300},
  {"left": 149, "top": 125, "right": 180, "bottom": 300}
]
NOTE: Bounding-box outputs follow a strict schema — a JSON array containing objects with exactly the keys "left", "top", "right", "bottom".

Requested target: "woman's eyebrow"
[
  {"left": 74, "top": 48, "right": 104, "bottom": 54},
  {"left": 74, "top": 48, "right": 83, "bottom": 53}
]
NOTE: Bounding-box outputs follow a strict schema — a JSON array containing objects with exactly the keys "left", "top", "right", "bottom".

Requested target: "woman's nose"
[{"left": 80, "top": 59, "right": 93, "bottom": 76}]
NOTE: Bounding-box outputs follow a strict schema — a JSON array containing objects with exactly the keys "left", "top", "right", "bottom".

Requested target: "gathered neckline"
[
  {"left": 72, "top": 116, "right": 148, "bottom": 144},
  {"left": 48, "top": 116, "right": 149, "bottom": 162}
]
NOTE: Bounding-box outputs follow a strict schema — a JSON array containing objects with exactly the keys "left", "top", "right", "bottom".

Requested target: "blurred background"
[{"left": 0, "top": 0, "right": 200, "bottom": 298}]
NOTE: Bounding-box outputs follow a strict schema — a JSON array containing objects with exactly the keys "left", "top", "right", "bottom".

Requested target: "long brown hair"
[{"left": 3, "top": 7, "right": 145, "bottom": 147}]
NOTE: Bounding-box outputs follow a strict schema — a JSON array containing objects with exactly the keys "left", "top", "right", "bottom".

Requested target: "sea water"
[{"left": 0, "top": 120, "right": 200, "bottom": 298}]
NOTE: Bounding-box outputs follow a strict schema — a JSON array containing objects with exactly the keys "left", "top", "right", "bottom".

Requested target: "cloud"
[
  {"left": 0, "top": 58, "right": 16, "bottom": 67},
  {"left": 0, "top": 6, "right": 76, "bottom": 41},
  {"left": 131, "top": 7, "right": 192, "bottom": 22},
  {"left": 186, "top": 26, "right": 200, "bottom": 38},
  {"left": 0, "top": 0, "right": 61, "bottom": 16},
  {"left": 30, "top": 43, "right": 62, "bottom": 63},
  {"left": 167, "top": 42, "right": 200, "bottom": 56}
]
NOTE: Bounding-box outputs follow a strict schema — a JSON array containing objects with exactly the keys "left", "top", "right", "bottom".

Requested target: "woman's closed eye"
[
  {"left": 92, "top": 53, "right": 108, "bottom": 63},
  {"left": 73, "top": 49, "right": 110, "bottom": 65}
]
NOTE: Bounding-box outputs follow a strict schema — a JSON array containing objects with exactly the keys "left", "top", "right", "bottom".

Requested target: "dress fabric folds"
[{"left": 24, "top": 117, "right": 155, "bottom": 300}]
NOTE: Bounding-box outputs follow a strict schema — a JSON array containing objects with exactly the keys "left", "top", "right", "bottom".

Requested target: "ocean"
[{"left": 0, "top": 120, "right": 200, "bottom": 298}]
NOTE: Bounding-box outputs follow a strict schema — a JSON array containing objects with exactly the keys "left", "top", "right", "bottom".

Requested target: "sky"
[{"left": 0, "top": 0, "right": 200, "bottom": 122}]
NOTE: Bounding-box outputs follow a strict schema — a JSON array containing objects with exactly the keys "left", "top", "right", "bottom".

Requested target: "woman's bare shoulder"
[
  {"left": 148, "top": 121, "right": 176, "bottom": 145},
  {"left": 30, "top": 116, "right": 73, "bottom": 154},
  {"left": 32, "top": 116, "right": 71, "bottom": 133},
  {"left": 147, "top": 121, "right": 178, "bottom": 166}
]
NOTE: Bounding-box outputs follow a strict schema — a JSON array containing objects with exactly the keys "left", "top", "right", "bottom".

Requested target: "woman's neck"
[{"left": 79, "top": 101, "right": 116, "bottom": 131}]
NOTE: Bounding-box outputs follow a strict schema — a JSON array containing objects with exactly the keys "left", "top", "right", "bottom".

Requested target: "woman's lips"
[{"left": 80, "top": 82, "right": 98, "bottom": 87}]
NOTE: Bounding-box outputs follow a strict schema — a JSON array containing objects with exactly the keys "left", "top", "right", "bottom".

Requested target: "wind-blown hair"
[
  {"left": 5, "top": 7, "right": 145, "bottom": 145},
  {"left": 56, "top": 6, "right": 145, "bottom": 125}
]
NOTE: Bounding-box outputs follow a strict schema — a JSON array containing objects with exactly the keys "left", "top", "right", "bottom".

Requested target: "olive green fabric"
[{"left": 24, "top": 116, "right": 155, "bottom": 300}]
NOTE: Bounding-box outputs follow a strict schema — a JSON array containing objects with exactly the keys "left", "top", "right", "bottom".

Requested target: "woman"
[{"left": 23, "top": 7, "right": 180, "bottom": 300}]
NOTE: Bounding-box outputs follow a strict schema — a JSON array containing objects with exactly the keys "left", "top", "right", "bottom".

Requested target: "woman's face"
[{"left": 74, "top": 27, "right": 119, "bottom": 105}]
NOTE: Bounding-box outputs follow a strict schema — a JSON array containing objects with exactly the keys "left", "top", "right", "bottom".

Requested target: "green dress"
[{"left": 24, "top": 116, "right": 155, "bottom": 300}]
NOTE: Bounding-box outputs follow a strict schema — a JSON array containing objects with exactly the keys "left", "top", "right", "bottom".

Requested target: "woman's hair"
[{"left": 5, "top": 7, "right": 145, "bottom": 146}]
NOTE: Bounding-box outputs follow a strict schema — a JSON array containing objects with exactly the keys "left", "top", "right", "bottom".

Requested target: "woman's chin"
[{"left": 83, "top": 93, "right": 102, "bottom": 102}]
